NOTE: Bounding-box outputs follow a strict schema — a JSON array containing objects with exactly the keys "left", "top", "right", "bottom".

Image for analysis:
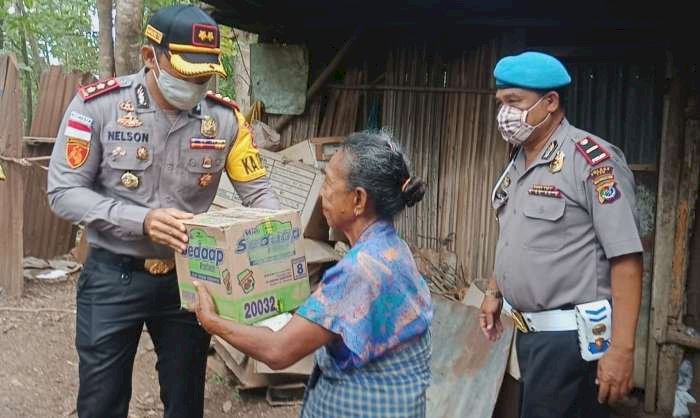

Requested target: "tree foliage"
[{"left": 1, "top": 0, "right": 239, "bottom": 129}]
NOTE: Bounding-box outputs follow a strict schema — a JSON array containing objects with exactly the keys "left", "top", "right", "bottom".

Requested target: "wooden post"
[
  {"left": 645, "top": 51, "right": 700, "bottom": 413},
  {"left": 0, "top": 54, "right": 25, "bottom": 297}
]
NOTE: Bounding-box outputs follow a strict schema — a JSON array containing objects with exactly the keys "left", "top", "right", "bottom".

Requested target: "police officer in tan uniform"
[
  {"left": 47, "top": 5, "right": 278, "bottom": 418},
  {"left": 479, "top": 51, "right": 643, "bottom": 418}
]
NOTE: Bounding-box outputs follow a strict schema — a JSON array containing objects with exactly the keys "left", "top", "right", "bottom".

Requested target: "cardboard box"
[
  {"left": 175, "top": 207, "right": 310, "bottom": 325},
  {"left": 213, "top": 149, "right": 329, "bottom": 241}
]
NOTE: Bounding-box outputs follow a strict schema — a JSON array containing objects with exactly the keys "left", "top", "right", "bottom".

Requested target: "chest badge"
[
  {"left": 117, "top": 100, "right": 143, "bottom": 128},
  {"left": 502, "top": 175, "right": 511, "bottom": 189},
  {"left": 199, "top": 173, "right": 214, "bottom": 188},
  {"left": 549, "top": 151, "right": 565, "bottom": 173},
  {"left": 111, "top": 146, "right": 126, "bottom": 160},
  {"left": 201, "top": 116, "right": 217, "bottom": 138},
  {"left": 202, "top": 156, "right": 213, "bottom": 169},
  {"left": 121, "top": 171, "right": 140, "bottom": 189},
  {"left": 136, "top": 146, "right": 149, "bottom": 161}
]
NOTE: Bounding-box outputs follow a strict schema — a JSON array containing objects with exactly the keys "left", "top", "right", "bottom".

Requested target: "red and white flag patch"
[{"left": 64, "top": 111, "right": 93, "bottom": 142}]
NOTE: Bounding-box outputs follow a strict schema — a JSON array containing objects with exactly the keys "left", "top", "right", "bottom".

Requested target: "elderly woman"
[{"left": 192, "top": 131, "right": 432, "bottom": 417}]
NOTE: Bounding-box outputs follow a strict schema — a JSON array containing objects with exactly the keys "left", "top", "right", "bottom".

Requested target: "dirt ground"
[
  {"left": 0, "top": 272, "right": 669, "bottom": 418},
  {"left": 0, "top": 274, "right": 300, "bottom": 418}
]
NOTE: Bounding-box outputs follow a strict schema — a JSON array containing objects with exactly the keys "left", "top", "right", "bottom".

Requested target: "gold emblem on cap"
[
  {"left": 201, "top": 116, "right": 217, "bottom": 138},
  {"left": 199, "top": 173, "right": 213, "bottom": 188},
  {"left": 121, "top": 171, "right": 139, "bottom": 189},
  {"left": 549, "top": 151, "right": 564, "bottom": 173},
  {"left": 198, "top": 30, "right": 215, "bottom": 42},
  {"left": 136, "top": 146, "right": 149, "bottom": 161}
]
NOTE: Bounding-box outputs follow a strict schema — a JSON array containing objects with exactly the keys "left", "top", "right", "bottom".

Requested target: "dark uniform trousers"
[
  {"left": 76, "top": 248, "right": 211, "bottom": 418},
  {"left": 516, "top": 330, "right": 610, "bottom": 418}
]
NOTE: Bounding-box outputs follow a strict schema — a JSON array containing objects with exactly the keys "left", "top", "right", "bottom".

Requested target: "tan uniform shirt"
[
  {"left": 492, "top": 119, "right": 643, "bottom": 312},
  {"left": 48, "top": 68, "right": 278, "bottom": 259}
]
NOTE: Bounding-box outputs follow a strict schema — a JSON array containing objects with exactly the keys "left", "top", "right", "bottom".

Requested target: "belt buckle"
[
  {"left": 510, "top": 309, "right": 530, "bottom": 333},
  {"left": 144, "top": 259, "right": 175, "bottom": 276}
]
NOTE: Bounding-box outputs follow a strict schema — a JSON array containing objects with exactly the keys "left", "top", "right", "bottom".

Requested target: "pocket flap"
[{"left": 523, "top": 197, "right": 565, "bottom": 221}]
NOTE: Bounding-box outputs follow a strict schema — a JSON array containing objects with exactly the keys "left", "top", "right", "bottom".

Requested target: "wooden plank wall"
[{"left": 0, "top": 54, "right": 25, "bottom": 296}]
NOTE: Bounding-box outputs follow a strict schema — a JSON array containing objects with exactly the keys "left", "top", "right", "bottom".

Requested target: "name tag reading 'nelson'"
[{"left": 107, "top": 131, "right": 149, "bottom": 142}]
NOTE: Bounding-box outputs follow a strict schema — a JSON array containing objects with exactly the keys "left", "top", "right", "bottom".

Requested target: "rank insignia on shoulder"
[
  {"left": 575, "top": 136, "right": 610, "bottom": 166},
  {"left": 589, "top": 166, "right": 620, "bottom": 204},
  {"left": 528, "top": 184, "right": 561, "bottom": 198},
  {"left": 79, "top": 77, "right": 122, "bottom": 101},
  {"left": 206, "top": 91, "right": 240, "bottom": 111}
]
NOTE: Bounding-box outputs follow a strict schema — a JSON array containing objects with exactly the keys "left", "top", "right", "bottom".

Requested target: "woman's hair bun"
[{"left": 402, "top": 177, "right": 426, "bottom": 208}]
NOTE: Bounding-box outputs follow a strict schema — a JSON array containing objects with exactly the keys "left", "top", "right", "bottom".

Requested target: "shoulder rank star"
[{"left": 549, "top": 151, "right": 564, "bottom": 173}]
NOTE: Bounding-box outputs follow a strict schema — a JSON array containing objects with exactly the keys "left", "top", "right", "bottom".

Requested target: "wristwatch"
[{"left": 485, "top": 288, "right": 502, "bottom": 299}]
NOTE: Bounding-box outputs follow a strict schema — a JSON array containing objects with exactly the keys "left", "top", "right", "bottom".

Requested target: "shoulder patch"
[
  {"left": 78, "top": 77, "right": 125, "bottom": 101},
  {"left": 206, "top": 91, "right": 240, "bottom": 111},
  {"left": 575, "top": 136, "right": 610, "bottom": 166}
]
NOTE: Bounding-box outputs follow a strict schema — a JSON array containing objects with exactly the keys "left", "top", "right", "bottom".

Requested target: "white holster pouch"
[{"left": 575, "top": 300, "right": 612, "bottom": 361}]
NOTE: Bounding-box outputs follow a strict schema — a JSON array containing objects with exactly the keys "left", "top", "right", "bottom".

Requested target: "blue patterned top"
[{"left": 296, "top": 220, "right": 433, "bottom": 369}]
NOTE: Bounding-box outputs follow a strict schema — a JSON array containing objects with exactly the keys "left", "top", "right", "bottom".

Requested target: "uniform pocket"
[
  {"left": 522, "top": 197, "right": 567, "bottom": 251},
  {"left": 102, "top": 141, "right": 154, "bottom": 198}
]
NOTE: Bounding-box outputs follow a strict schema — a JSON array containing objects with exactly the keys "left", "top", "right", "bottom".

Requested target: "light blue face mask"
[{"left": 152, "top": 48, "right": 209, "bottom": 110}]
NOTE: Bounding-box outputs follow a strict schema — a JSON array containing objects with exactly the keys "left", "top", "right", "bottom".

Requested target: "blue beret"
[{"left": 493, "top": 51, "right": 571, "bottom": 90}]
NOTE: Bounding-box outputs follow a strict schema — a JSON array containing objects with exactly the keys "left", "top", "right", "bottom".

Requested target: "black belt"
[{"left": 88, "top": 247, "right": 175, "bottom": 275}]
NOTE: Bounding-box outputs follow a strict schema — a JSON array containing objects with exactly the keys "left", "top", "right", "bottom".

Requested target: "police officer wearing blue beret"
[
  {"left": 479, "top": 51, "right": 644, "bottom": 417},
  {"left": 48, "top": 5, "right": 279, "bottom": 418}
]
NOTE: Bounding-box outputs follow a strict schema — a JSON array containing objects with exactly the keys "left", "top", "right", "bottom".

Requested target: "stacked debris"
[{"left": 411, "top": 244, "right": 468, "bottom": 302}]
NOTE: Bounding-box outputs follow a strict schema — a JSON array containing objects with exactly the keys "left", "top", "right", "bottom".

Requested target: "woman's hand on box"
[{"left": 191, "top": 281, "right": 222, "bottom": 334}]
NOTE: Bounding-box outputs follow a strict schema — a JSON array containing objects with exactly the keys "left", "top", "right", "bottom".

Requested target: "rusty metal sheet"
[{"left": 428, "top": 295, "right": 514, "bottom": 418}]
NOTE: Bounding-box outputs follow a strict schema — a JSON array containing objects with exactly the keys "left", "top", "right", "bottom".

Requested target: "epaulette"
[
  {"left": 78, "top": 77, "right": 131, "bottom": 101},
  {"left": 575, "top": 136, "right": 610, "bottom": 166},
  {"left": 206, "top": 91, "right": 240, "bottom": 111}
]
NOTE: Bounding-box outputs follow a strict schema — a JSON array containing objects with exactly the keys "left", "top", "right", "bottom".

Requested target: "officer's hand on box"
[
  {"left": 596, "top": 345, "right": 634, "bottom": 405},
  {"left": 480, "top": 290, "right": 504, "bottom": 342},
  {"left": 143, "top": 208, "right": 193, "bottom": 253}
]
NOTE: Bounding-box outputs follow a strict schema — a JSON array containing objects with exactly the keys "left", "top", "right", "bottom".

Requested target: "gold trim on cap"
[
  {"left": 169, "top": 54, "right": 227, "bottom": 79},
  {"left": 145, "top": 24, "right": 163, "bottom": 44},
  {"left": 169, "top": 42, "right": 221, "bottom": 55}
]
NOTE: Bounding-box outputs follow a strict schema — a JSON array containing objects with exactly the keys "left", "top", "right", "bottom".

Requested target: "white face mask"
[
  {"left": 496, "top": 96, "right": 550, "bottom": 146},
  {"left": 152, "top": 49, "right": 209, "bottom": 111}
]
